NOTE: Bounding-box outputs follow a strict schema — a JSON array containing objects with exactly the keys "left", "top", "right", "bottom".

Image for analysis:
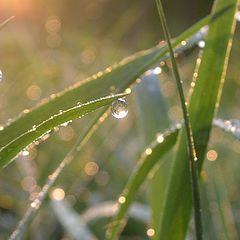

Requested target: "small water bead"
[
  {"left": 198, "top": 40, "right": 205, "bottom": 49},
  {"left": 0, "top": 69, "right": 2, "bottom": 82},
  {"left": 111, "top": 98, "right": 128, "bottom": 119},
  {"left": 22, "top": 150, "right": 30, "bottom": 156},
  {"left": 118, "top": 196, "right": 126, "bottom": 204},
  {"left": 152, "top": 66, "right": 162, "bottom": 75}
]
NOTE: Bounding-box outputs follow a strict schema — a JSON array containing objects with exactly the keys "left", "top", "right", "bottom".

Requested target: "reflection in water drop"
[{"left": 111, "top": 98, "right": 128, "bottom": 119}]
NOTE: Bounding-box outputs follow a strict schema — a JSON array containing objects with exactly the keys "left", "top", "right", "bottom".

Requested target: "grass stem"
[{"left": 154, "top": 1, "right": 202, "bottom": 239}]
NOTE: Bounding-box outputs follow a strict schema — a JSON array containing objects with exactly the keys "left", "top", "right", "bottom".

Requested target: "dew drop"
[
  {"left": 0, "top": 125, "right": 4, "bottom": 131},
  {"left": 198, "top": 40, "right": 205, "bottom": 49},
  {"left": 22, "top": 150, "right": 30, "bottom": 156},
  {"left": 152, "top": 66, "right": 162, "bottom": 75},
  {"left": 111, "top": 98, "right": 128, "bottom": 119},
  {"left": 118, "top": 196, "right": 126, "bottom": 204}
]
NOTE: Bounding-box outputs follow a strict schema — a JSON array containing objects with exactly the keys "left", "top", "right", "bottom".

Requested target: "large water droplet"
[{"left": 111, "top": 98, "right": 128, "bottom": 119}]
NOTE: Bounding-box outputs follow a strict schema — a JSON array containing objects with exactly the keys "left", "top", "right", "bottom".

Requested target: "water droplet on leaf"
[{"left": 111, "top": 98, "right": 128, "bottom": 119}]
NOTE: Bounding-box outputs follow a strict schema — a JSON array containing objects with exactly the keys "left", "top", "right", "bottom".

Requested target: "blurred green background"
[{"left": 0, "top": 0, "right": 240, "bottom": 239}]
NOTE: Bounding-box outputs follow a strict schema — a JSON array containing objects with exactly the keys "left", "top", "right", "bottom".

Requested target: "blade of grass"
[
  {"left": 0, "top": 5, "right": 231, "bottom": 152},
  {"left": 0, "top": 16, "right": 15, "bottom": 31},
  {"left": 106, "top": 126, "right": 179, "bottom": 239},
  {"left": 134, "top": 71, "right": 171, "bottom": 231},
  {"left": 9, "top": 107, "right": 109, "bottom": 240},
  {"left": 157, "top": 0, "right": 238, "bottom": 239},
  {"left": 155, "top": 1, "right": 202, "bottom": 239},
  {"left": 0, "top": 93, "right": 127, "bottom": 168}
]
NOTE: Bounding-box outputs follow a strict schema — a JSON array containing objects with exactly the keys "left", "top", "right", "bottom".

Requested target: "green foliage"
[{"left": 0, "top": 1, "right": 239, "bottom": 239}]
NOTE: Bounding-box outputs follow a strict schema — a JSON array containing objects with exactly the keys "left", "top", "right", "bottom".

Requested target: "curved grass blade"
[
  {"left": 155, "top": 0, "right": 202, "bottom": 239},
  {"left": 157, "top": 0, "right": 238, "bottom": 239},
  {"left": 0, "top": 7, "right": 230, "bottom": 152},
  {"left": 0, "top": 93, "right": 126, "bottom": 168},
  {"left": 9, "top": 108, "right": 108, "bottom": 240},
  {"left": 106, "top": 126, "right": 179, "bottom": 240},
  {"left": 0, "top": 16, "right": 15, "bottom": 31}
]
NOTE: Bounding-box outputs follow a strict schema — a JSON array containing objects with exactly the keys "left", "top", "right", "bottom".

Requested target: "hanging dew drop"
[{"left": 111, "top": 98, "right": 128, "bottom": 119}]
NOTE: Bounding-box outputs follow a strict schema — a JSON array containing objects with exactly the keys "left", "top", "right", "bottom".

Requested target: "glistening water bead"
[
  {"left": 111, "top": 98, "right": 128, "bottom": 119},
  {"left": 0, "top": 69, "right": 2, "bottom": 82}
]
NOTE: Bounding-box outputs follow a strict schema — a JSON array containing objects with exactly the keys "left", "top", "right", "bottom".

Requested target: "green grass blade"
[
  {"left": 157, "top": 0, "right": 238, "bottom": 239},
  {"left": 106, "top": 126, "right": 179, "bottom": 240},
  {"left": 134, "top": 71, "right": 171, "bottom": 231},
  {"left": 0, "top": 16, "right": 15, "bottom": 31},
  {"left": 0, "top": 7, "right": 230, "bottom": 151},
  {"left": 9, "top": 108, "right": 108, "bottom": 239},
  {"left": 0, "top": 93, "right": 126, "bottom": 168},
  {"left": 155, "top": 0, "right": 202, "bottom": 238}
]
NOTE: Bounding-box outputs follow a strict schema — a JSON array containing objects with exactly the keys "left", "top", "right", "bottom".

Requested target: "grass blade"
[
  {"left": 134, "top": 70, "right": 171, "bottom": 231},
  {"left": 106, "top": 126, "right": 179, "bottom": 239},
  {"left": 0, "top": 16, "right": 15, "bottom": 31},
  {"left": 155, "top": 0, "right": 202, "bottom": 239},
  {"left": 0, "top": 93, "right": 127, "bottom": 168},
  {"left": 9, "top": 108, "right": 108, "bottom": 239},
  {"left": 157, "top": 0, "right": 238, "bottom": 239}
]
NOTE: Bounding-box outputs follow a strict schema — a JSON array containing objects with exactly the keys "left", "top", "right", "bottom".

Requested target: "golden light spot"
[
  {"left": 207, "top": 150, "right": 218, "bottom": 161},
  {"left": 58, "top": 126, "right": 74, "bottom": 141},
  {"left": 118, "top": 196, "right": 126, "bottom": 204},
  {"left": 95, "top": 171, "right": 110, "bottom": 186},
  {"left": 26, "top": 84, "right": 42, "bottom": 101},
  {"left": 51, "top": 188, "right": 65, "bottom": 201},
  {"left": 45, "top": 16, "right": 61, "bottom": 34},
  {"left": 21, "top": 176, "right": 36, "bottom": 192},
  {"left": 80, "top": 48, "right": 96, "bottom": 64},
  {"left": 145, "top": 148, "right": 152, "bottom": 155},
  {"left": 146, "top": 228, "right": 155, "bottom": 237},
  {"left": 84, "top": 162, "right": 99, "bottom": 176}
]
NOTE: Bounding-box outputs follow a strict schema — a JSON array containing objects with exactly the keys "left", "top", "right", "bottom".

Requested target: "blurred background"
[{"left": 0, "top": 0, "right": 240, "bottom": 239}]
